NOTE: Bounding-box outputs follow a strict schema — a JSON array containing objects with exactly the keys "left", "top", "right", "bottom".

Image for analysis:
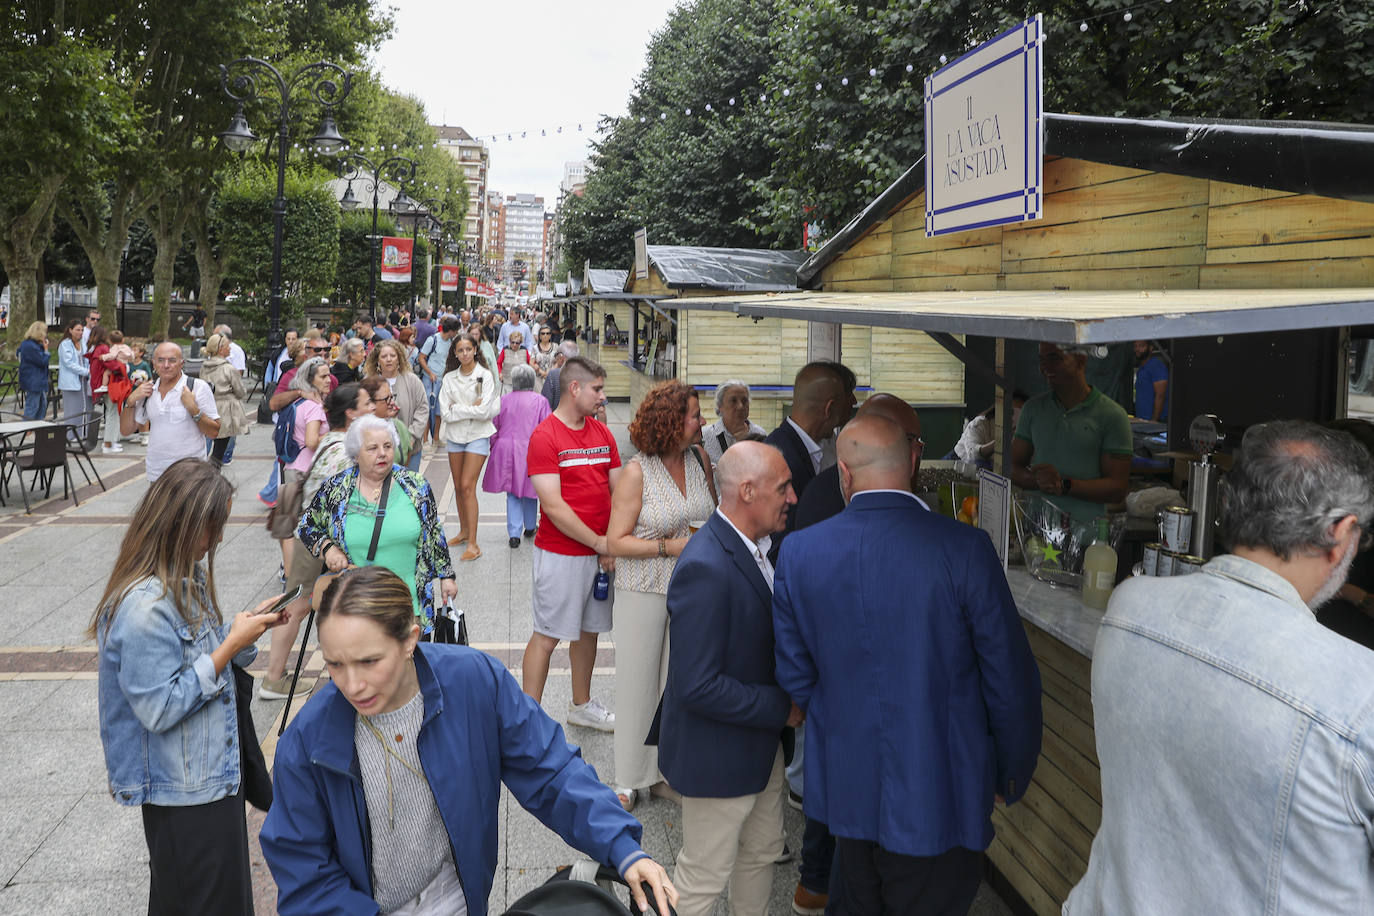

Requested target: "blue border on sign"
[{"left": 925, "top": 13, "right": 1043, "bottom": 237}]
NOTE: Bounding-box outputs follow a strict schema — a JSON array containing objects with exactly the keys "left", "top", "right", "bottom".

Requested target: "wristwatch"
[
  {"left": 657, "top": 538, "right": 667, "bottom": 558},
  {"left": 190, "top": 410, "right": 203, "bottom": 423}
]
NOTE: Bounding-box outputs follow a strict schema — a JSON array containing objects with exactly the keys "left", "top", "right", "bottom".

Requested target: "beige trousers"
[
  {"left": 673, "top": 749, "right": 786, "bottom": 916},
  {"left": 612, "top": 588, "right": 670, "bottom": 789}
]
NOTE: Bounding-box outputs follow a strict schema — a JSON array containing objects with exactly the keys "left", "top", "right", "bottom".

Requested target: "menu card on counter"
[{"left": 978, "top": 469, "right": 1012, "bottom": 570}]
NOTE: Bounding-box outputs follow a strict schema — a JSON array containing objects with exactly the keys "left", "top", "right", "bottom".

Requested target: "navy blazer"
[
  {"left": 773, "top": 490, "right": 1043, "bottom": 857},
  {"left": 764, "top": 420, "right": 818, "bottom": 562},
  {"left": 649, "top": 512, "right": 792, "bottom": 798}
]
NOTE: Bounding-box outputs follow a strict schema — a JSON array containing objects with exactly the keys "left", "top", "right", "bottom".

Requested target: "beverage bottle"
[
  {"left": 593, "top": 570, "right": 610, "bottom": 601},
  {"left": 1082, "top": 518, "right": 1118, "bottom": 610}
]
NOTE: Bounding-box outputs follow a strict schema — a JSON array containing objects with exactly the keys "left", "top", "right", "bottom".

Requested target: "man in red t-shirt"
[{"left": 523, "top": 356, "right": 621, "bottom": 732}]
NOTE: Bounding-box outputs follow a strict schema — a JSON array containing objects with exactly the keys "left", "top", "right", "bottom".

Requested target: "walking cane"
[{"left": 278, "top": 602, "right": 316, "bottom": 737}]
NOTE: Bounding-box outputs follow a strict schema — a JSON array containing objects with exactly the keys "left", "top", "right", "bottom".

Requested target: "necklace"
[
  {"left": 360, "top": 693, "right": 424, "bottom": 830},
  {"left": 359, "top": 475, "right": 387, "bottom": 503}
]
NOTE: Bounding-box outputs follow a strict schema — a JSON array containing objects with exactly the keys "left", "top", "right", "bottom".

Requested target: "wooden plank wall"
[
  {"left": 987, "top": 622, "right": 1101, "bottom": 915},
  {"left": 817, "top": 156, "right": 1374, "bottom": 913}
]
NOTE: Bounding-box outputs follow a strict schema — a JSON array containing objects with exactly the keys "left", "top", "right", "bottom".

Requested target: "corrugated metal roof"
[
  {"left": 586, "top": 269, "right": 629, "bottom": 295},
  {"left": 647, "top": 245, "right": 806, "bottom": 292},
  {"left": 662, "top": 288, "right": 1374, "bottom": 344}
]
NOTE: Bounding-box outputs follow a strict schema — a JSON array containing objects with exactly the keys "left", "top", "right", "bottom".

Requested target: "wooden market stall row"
[{"left": 666, "top": 112, "right": 1374, "bottom": 916}]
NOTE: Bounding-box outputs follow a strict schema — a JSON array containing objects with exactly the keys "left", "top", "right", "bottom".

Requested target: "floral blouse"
[{"left": 296, "top": 465, "right": 454, "bottom": 631}]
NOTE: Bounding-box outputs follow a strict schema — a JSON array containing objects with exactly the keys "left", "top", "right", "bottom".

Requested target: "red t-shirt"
[{"left": 526, "top": 414, "right": 621, "bottom": 556}]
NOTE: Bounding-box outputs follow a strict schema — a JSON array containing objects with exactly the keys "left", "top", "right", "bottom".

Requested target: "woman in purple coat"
[{"left": 482, "top": 363, "right": 550, "bottom": 548}]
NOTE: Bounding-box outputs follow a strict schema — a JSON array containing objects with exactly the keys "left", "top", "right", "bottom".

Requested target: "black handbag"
[
  {"left": 256, "top": 395, "right": 273, "bottom": 425},
  {"left": 232, "top": 663, "right": 273, "bottom": 812}
]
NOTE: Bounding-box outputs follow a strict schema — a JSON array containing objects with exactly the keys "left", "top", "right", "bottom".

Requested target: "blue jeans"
[
  {"left": 506, "top": 494, "right": 538, "bottom": 539},
  {"left": 259, "top": 460, "right": 281, "bottom": 504},
  {"left": 405, "top": 446, "right": 422, "bottom": 472},
  {"left": 206, "top": 436, "right": 237, "bottom": 463},
  {"left": 22, "top": 390, "right": 47, "bottom": 420}
]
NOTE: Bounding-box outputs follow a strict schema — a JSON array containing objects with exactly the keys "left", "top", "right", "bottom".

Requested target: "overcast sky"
[{"left": 371, "top": 0, "right": 682, "bottom": 209}]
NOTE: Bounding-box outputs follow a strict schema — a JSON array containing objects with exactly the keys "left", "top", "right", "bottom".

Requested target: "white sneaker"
[
  {"left": 567, "top": 698, "right": 615, "bottom": 732},
  {"left": 101, "top": 443, "right": 124, "bottom": 454}
]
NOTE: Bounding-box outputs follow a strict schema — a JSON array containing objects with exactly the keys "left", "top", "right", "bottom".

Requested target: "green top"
[
  {"left": 1015, "top": 387, "right": 1133, "bottom": 524},
  {"left": 343, "top": 480, "right": 425, "bottom": 617}
]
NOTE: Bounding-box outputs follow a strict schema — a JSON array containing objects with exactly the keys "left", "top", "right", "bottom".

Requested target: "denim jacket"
[
  {"left": 96, "top": 574, "right": 257, "bottom": 807},
  {"left": 57, "top": 337, "right": 89, "bottom": 391},
  {"left": 1066, "top": 555, "right": 1374, "bottom": 915}
]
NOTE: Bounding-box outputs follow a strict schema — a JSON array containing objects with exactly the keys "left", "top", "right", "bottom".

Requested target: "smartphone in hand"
[{"left": 260, "top": 584, "right": 303, "bottom": 619}]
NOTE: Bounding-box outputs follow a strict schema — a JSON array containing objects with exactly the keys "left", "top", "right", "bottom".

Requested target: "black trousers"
[
  {"left": 835, "top": 838, "right": 981, "bottom": 916},
  {"left": 209, "top": 437, "right": 232, "bottom": 467},
  {"left": 141, "top": 789, "right": 254, "bottom": 916}
]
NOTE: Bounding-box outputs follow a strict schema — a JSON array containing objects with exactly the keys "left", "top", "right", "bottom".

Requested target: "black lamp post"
[
  {"left": 218, "top": 57, "right": 351, "bottom": 370},
  {"left": 337, "top": 153, "right": 417, "bottom": 322}
]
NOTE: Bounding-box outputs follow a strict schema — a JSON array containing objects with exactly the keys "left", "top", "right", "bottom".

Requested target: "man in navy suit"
[
  {"left": 764, "top": 362, "right": 850, "bottom": 563},
  {"left": 653, "top": 441, "right": 803, "bottom": 916},
  {"left": 774, "top": 415, "right": 1042, "bottom": 915}
]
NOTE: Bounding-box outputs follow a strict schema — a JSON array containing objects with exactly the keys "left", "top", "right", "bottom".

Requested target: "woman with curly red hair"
[{"left": 606, "top": 380, "right": 717, "bottom": 810}]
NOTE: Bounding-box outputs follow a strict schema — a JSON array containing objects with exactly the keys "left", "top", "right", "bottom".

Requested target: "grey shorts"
[{"left": 530, "top": 547, "right": 613, "bottom": 641}]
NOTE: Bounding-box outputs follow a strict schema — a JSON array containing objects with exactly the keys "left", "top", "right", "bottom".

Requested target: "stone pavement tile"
[
  {"left": 0, "top": 525, "right": 106, "bottom": 587},
  {"left": 0, "top": 794, "right": 81, "bottom": 885},
  {"left": 0, "top": 876, "right": 147, "bottom": 916},
  {"left": 0, "top": 680, "right": 62, "bottom": 724},
  {"left": 4, "top": 679, "right": 99, "bottom": 731},
  {"left": 2, "top": 584, "right": 106, "bottom": 646},
  {"left": 9, "top": 792, "right": 145, "bottom": 884},
  {"left": 0, "top": 728, "right": 109, "bottom": 799}
]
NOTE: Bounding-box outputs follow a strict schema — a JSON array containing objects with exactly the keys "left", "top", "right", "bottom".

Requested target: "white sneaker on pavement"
[
  {"left": 101, "top": 443, "right": 124, "bottom": 454},
  {"left": 567, "top": 698, "right": 615, "bottom": 732}
]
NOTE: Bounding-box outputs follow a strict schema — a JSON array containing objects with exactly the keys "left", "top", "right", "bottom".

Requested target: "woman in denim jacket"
[{"left": 91, "top": 458, "right": 288, "bottom": 915}]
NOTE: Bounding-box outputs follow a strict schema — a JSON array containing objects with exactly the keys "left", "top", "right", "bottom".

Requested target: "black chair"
[
  {"left": 64, "top": 410, "right": 106, "bottom": 492},
  {"left": 0, "top": 365, "right": 18, "bottom": 408},
  {"left": 6, "top": 425, "right": 78, "bottom": 512}
]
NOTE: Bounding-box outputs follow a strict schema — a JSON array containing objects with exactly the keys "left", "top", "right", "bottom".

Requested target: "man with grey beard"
[{"left": 1066, "top": 420, "right": 1374, "bottom": 916}]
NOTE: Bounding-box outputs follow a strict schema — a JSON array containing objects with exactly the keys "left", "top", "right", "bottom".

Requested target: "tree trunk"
[
  {"left": 59, "top": 180, "right": 148, "bottom": 328},
  {"left": 0, "top": 174, "right": 63, "bottom": 347},
  {"left": 190, "top": 212, "right": 227, "bottom": 328},
  {"left": 148, "top": 193, "right": 190, "bottom": 338}
]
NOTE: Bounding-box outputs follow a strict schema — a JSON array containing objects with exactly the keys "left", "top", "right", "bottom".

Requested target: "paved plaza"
[{"left": 0, "top": 403, "right": 1012, "bottom": 916}]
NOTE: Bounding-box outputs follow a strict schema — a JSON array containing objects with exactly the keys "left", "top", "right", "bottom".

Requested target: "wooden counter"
[{"left": 988, "top": 570, "right": 1104, "bottom": 916}]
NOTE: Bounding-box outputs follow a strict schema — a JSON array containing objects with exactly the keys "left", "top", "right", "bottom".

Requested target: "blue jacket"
[
  {"left": 57, "top": 336, "right": 89, "bottom": 391},
  {"left": 17, "top": 338, "right": 49, "bottom": 392},
  {"left": 763, "top": 420, "right": 817, "bottom": 563},
  {"left": 97, "top": 574, "right": 257, "bottom": 807},
  {"left": 261, "top": 644, "right": 646, "bottom": 916},
  {"left": 649, "top": 511, "right": 792, "bottom": 798},
  {"left": 773, "top": 490, "right": 1042, "bottom": 856}
]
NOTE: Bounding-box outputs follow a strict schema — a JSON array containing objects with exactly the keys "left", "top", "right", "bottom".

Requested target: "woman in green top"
[{"left": 296, "top": 415, "right": 457, "bottom": 632}]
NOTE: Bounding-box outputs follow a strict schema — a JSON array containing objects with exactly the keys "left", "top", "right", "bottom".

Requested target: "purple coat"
[{"left": 482, "top": 390, "right": 550, "bottom": 499}]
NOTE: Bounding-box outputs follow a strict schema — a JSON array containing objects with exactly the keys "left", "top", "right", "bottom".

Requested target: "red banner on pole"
[
  {"left": 440, "top": 265, "right": 460, "bottom": 292},
  {"left": 464, "top": 277, "right": 477, "bottom": 295},
  {"left": 380, "top": 236, "right": 413, "bottom": 283}
]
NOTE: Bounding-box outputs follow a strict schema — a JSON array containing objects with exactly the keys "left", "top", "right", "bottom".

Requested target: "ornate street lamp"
[
  {"left": 336, "top": 153, "right": 417, "bottom": 322},
  {"left": 218, "top": 57, "right": 352, "bottom": 368}
]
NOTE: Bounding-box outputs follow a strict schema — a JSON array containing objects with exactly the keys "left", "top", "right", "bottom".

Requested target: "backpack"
[{"left": 272, "top": 399, "right": 303, "bottom": 463}]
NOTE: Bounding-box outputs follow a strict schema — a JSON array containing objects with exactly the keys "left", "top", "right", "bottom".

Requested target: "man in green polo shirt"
[{"left": 1011, "top": 343, "right": 1133, "bottom": 524}]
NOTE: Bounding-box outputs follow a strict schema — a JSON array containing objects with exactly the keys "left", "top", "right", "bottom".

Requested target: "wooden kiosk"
[{"left": 666, "top": 113, "right": 1374, "bottom": 915}]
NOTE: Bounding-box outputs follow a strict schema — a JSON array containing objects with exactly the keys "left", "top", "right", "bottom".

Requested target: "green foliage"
[
  {"left": 336, "top": 210, "right": 430, "bottom": 315},
  {"left": 218, "top": 163, "right": 341, "bottom": 307}
]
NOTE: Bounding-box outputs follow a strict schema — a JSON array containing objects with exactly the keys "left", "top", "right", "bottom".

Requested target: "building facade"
[{"left": 433, "top": 125, "right": 490, "bottom": 258}]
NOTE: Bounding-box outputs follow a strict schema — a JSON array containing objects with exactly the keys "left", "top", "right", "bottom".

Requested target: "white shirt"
[
  {"left": 852, "top": 488, "right": 931, "bottom": 511},
  {"left": 133, "top": 373, "right": 220, "bottom": 481},
  {"left": 715, "top": 508, "right": 774, "bottom": 591},
  {"left": 786, "top": 417, "right": 824, "bottom": 474},
  {"left": 227, "top": 342, "right": 247, "bottom": 375}
]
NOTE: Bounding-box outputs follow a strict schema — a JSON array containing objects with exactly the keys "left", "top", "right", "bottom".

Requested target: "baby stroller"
[{"left": 503, "top": 862, "right": 675, "bottom": 916}]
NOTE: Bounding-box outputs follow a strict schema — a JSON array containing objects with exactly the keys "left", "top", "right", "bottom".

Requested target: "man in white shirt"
[
  {"left": 121, "top": 341, "right": 220, "bottom": 481},
  {"left": 498, "top": 306, "right": 533, "bottom": 352},
  {"left": 213, "top": 324, "right": 248, "bottom": 376}
]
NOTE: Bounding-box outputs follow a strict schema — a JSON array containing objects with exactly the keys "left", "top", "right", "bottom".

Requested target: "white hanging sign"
[{"left": 924, "top": 14, "right": 1044, "bottom": 237}]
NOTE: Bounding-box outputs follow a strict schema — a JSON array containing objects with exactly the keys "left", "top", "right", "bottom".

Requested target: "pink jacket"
[{"left": 481, "top": 390, "right": 550, "bottom": 499}]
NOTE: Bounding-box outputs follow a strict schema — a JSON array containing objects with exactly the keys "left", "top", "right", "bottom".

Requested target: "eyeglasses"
[
  {"left": 906, "top": 433, "right": 926, "bottom": 452},
  {"left": 87, "top": 316, "right": 99, "bottom": 323},
  {"left": 379, "top": 395, "right": 396, "bottom": 404},
  {"left": 307, "top": 345, "right": 330, "bottom": 352}
]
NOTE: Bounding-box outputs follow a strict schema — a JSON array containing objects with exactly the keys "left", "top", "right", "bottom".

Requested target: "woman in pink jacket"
[{"left": 482, "top": 362, "right": 549, "bottom": 549}]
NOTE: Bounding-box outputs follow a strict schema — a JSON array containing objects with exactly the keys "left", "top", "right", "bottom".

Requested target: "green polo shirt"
[{"left": 1015, "top": 387, "right": 1133, "bottom": 523}]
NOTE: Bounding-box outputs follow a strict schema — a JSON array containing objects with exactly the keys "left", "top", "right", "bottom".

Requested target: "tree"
[
  {"left": 0, "top": 26, "right": 135, "bottom": 346},
  {"left": 336, "top": 210, "right": 429, "bottom": 316}
]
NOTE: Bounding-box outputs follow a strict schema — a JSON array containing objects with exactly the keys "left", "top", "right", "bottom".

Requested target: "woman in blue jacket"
[
  {"left": 16, "top": 320, "right": 50, "bottom": 419},
  {"left": 260, "top": 566, "right": 678, "bottom": 916},
  {"left": 91, "top": 458, "right": 290, "bottom": 915}
]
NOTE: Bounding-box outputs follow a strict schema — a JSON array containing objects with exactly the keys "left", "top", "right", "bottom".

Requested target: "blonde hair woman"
[
  {"left": 91, "top": 459, "right": 288, "bottom": 914},
  {"left": 363, "top": 338, "right": 428, "bottom": 472},
  {"left": 17, "top": 320, "right": 50, "bottom": 420},
  {"left": 200, "top": 332, "right": 250, "bottom": 468}
]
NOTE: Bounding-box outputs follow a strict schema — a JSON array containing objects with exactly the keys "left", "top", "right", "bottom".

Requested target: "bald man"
[
  {"left": 765, "top": 361, "right": 852, "bottom": 562},
  {"left": 120, "top": 341, "right": 220, "bottom": 481},
  {"left": 774, "top": 415, "right": 1042, "bottom": 916},
  {"left": 651, "top": 442, "right": 803, "bottom": 916}
]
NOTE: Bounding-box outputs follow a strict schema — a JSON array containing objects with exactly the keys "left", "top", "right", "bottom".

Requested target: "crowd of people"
[{"left": 79, "top": 301, "right": 1374, "bottom": 916}]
